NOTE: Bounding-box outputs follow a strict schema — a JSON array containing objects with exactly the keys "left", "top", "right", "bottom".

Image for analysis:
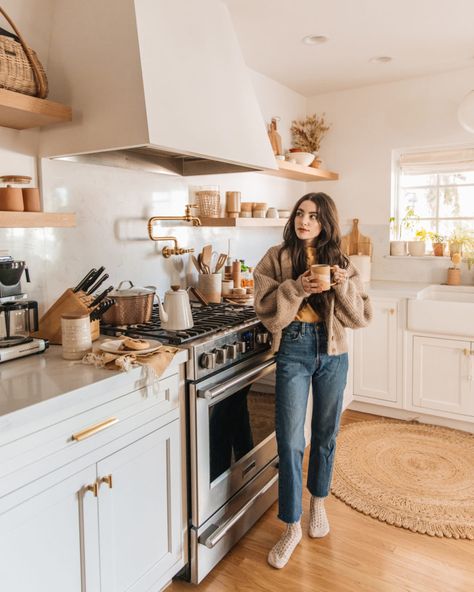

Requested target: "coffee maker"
[
  {"left": 0, "top": 256, "right": 30, "bottom": 302},
  {"left": 0, "top": 256, "right": 48, "bottom": 362}
]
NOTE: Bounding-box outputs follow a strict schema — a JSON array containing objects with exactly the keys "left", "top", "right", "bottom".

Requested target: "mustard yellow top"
[{"left": 294, "top": 246, "right": 321, "bottom": 322}]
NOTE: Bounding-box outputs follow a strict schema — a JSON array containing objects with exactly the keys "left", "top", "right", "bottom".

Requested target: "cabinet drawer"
[{"left": 0, "top": 373, "right": 180, "bottom": 497}]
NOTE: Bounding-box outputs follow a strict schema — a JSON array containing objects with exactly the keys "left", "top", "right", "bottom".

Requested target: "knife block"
[{"left": 34, "top": 289, "right": 98, "bottom": 345}]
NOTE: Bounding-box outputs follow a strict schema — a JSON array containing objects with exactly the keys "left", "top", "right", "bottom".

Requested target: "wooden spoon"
[{"left": 201, "top": 244, "right": 213, "bottom": 270}]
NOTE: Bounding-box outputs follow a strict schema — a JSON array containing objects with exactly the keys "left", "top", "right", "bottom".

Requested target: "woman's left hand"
[{"left": 331, "top": 265, "right": 347, "bottom": 285}]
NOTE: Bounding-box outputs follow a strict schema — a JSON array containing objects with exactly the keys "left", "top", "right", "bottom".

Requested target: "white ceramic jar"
[{"left": 61, "top": 313, "right": 92, "bottom": 360}]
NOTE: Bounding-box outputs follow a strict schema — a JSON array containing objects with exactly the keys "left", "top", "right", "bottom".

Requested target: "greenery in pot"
[
  {"left": 447, "top": 227, "right": 474, "bottom": 257},
  {"left": 290, "top": 113, "right": 331, "bottom": 154},
  {"left": 389, "top": 206, "right": 419, "bottom": 240},
  {"left": 415, "top": 229, "right": 447, "bottom": 256}
]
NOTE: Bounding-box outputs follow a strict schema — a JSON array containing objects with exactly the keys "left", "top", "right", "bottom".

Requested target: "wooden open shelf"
[
  {"left": 262, "top": 160, "right": 339, "bottom": 182},
  {"left": 0, "top": 211, "right": 76, "bottom": 228},
  {"left": 199, "top": 217, "right": 287, "bottom": 227},
  {"left": 0, "top": 88, "right": 72, "bottom": 130}
]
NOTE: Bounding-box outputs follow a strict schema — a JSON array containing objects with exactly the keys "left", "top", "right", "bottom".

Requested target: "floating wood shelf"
[
  {"left": 0, "top": 89, "right": 72, "bottom": 130},
  {"left": 0, "top": 212, "right": 76, "bottom": 228},
  {"left": 199, "top": 217, "right": 287, "bottom": 227},
  {"left": 262, "top": 160, "right": 339, "bottom": 182}
]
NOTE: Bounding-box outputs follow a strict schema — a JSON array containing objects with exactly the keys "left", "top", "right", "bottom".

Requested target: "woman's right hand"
[{"left": 300, "top": 270, "right": 325, "bottom": 294}]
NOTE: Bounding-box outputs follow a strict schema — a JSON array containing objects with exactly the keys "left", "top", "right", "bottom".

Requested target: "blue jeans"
[{"left": 275, "top": 321, "right": 348, "bottom": 523}]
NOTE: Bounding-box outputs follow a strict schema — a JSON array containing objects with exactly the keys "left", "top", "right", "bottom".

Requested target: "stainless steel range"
[{"left": 102, "top": 303, "right": 278, "bottom": 583}]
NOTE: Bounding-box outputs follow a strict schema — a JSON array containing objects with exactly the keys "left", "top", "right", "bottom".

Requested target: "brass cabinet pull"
[
  {"left": 72, "top": 417, "right": 118, "bottom": 442},
  {"left": 99, "top": 474, "right": 113, "bottom": 490},
  {"left": 85, "top": 482, "right": 98, "bottom": 497}
]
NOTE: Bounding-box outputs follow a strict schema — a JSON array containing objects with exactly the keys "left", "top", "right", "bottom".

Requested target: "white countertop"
[
  {"left": 0, "top": 342, "right": 188, "bottom": 423},
  {"left": 367, "top": 280, "right": 430, "bottom": 298}
]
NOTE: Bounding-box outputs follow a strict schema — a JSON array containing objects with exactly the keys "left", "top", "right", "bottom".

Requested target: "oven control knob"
[
  {"left": 215, "top": 347, "right": 227, "bottom": 364},
  {"left": 256, "top": 332, "right": 270, "bottom": 345},
  {"left": 226, "top": 343, "right": 238, "bottom": 359},
  {"left": 200, "top": 351, "right": 216, "bottom": 369},
  {"left": 237, "top": 340, "right": 246, "bottom": 354}
]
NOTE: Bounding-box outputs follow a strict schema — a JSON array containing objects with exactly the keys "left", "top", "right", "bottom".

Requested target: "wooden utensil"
[
  {"left": 214, "top": 253, "right": 227, "bottom": 273},
  {"left": 341, "top": 219, "right": 372, "bottom": 257},
  {"left": 201, "top": 244, "right": 213, "bottom": 270},
  {"left": 191, "top": 255, "right": 202, "bottom": 274}
]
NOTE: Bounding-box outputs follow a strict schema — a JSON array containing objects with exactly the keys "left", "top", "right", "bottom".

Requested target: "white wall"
[
  {"left": 250, "top": 70, "right": 307, "bottom": 154},
  {"left": 307, "top": 67, "right": 474, "bottom": 283}
]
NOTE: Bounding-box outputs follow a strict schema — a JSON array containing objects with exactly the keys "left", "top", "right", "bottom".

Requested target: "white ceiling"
[{"left": 222, "top": 0, "right": 474, "bottom": 96}]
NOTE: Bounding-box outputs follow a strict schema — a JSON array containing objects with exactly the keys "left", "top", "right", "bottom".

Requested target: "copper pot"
[{"left": 101, "top": 281, "right": 155, "bottom": 325}]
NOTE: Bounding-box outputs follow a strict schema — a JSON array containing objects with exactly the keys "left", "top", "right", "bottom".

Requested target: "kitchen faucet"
[{"left": 147, "top": 205, "right": 199, "bottom": 257}]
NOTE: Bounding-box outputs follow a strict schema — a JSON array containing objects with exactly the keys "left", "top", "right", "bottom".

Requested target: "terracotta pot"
[{"left": 433, "top": 242, "right": 445, "bottom": 257}]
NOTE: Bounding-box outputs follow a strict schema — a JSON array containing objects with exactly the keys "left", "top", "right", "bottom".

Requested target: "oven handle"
[
  {"left": 198, "top": 472, "right": 279, "bottom": 549},
  {"left": 198, "top": 358, "right": 276, "bottom": 401}
]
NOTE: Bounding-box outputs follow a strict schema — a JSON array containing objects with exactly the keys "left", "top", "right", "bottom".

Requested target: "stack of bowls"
[
  {"left": 240, "top": 202, "right": 253, "bottom": 218},
  {"left": 252, "top": 202, "right": 267, "bottom": 218}
]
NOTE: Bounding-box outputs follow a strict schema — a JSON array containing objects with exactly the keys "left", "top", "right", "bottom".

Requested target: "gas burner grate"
[{"left": 100, "top": 302, "right": 257, "bottom": 344}]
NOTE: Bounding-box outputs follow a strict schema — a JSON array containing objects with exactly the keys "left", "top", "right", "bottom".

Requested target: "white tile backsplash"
[{"left": 1, "top": 159, "right": 303, "bottom": 313}]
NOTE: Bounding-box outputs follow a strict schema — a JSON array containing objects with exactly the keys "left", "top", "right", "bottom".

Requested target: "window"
[{"left": 392, "top": 147, "right": 474, "bottom": 251}]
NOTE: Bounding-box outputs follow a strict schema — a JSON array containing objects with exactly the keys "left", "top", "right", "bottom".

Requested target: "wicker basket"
[
  {"left": 196, "top": 190, "right": 221, "bottom": 218},
  {"left": 0, "top": 7, "right": 48, "bottom": 98}
]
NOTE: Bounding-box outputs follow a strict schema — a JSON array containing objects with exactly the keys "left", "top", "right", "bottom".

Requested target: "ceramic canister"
[
  {"left": 0, "top": 187, "right": 24, "bottom": 211},
  {"left": 22, "top": 188, "right": 41, "bottom": 212}
]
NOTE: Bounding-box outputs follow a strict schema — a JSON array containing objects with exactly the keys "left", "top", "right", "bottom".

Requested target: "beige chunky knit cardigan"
[{"left": 254, "top": 245, "right": 372, "bottom": 354}]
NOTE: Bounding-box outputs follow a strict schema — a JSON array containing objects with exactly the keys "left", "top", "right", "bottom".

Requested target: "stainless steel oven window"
[{"left": 208, "top": 384, "right": 275, "bottom": 483}]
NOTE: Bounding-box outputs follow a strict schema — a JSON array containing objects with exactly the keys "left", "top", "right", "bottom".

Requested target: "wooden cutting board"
[{"left": 341, "top": 219, "right": 372, "bottom": 257}]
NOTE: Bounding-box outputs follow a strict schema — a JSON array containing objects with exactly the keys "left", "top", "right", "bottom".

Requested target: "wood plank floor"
[{"left": 169, "top": 410, "right": 474, "bottom": 592}]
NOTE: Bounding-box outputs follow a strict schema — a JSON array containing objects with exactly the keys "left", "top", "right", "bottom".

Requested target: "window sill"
[{"left": 385, "top": 255, "right": 451, "bottom": 260}]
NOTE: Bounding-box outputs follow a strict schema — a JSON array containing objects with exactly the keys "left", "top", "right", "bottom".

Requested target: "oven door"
[{"left": 189, "top": 355, "right": 277, "bottom": 527}]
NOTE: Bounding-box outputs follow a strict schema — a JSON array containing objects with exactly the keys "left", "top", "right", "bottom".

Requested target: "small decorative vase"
[
  {"left": 407, "top": 240, "right": 425, "bottom": 257},
  {"left": 433, "top": 242, "right": 445, "bottom": 257},
  {"left": 390, "top": 240, "right": 407, "bottom": 256},
  {"left": 447, "top": 268, "right": 461, "bottom": 286}
]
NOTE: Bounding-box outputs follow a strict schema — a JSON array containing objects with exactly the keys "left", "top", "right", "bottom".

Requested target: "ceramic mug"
[{"left": 310, "top": 264, "right": 333, "bottom": 291}]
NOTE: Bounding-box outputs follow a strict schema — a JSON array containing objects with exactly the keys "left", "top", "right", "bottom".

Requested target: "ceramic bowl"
[
  {"left": 286, "top": 152, "right": 315, "bottom": 166},
  {"left": 278, "top": 209, "right": 290, "bottom": 218}
]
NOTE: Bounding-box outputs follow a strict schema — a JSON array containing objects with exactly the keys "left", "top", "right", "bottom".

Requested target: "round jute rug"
[{"left": 331, "top": 420, "right": 474, "bottom": 539}]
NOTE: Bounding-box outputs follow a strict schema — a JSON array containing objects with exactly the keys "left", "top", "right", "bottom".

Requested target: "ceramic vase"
[{"left": 407, "top": 240, "right": 425, "bottom": 257}]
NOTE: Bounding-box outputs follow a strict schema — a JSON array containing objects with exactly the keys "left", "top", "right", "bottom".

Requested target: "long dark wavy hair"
[{"left": 279, "top": 192, "right": 348, "bottom": 320}]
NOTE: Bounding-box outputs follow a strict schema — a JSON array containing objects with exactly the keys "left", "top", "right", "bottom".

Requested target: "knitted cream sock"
[
  {"left": 309, "top": 496, "right": 330, "bottom": 538},
  {"left": 267, "top": 521, "right": 302, "bottom": 569}
]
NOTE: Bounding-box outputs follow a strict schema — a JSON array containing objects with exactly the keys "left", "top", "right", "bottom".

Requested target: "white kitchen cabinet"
[
  {"left": 0, "top": 367, "right": 185, "bottom": 592},
  {"left": 0, "top": 466, "right": 100, "bottom": 592},
  {"left": 353, "top": 297, "right": 401, "bottom": 406},
  {"left": 98, "top": 420, "right": 182, "bottom": 592},
  {"left": 410, "top": 335, "right": 474, "bottom": 418}
]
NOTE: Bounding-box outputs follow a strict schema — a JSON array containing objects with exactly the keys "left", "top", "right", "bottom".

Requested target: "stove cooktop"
[{"left": 100, "top": 302, "right": 258, "bottom": 345}]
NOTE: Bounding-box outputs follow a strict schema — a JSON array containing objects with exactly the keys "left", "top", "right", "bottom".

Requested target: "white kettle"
[{"left": 158, "top": 285, "right": 194, "bottom": 331}]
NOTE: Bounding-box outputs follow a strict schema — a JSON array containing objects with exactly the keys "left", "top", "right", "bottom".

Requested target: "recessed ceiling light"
[
  {"left": 369, "top": 56, "right": 393, "bottom": 64},
  {"left": 302, "top": 35, "right": 328, "bottom": 45}
]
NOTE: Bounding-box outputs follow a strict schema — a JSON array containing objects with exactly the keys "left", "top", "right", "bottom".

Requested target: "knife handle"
[
  {"left": 90, "top": 285, "right": 114, "bottom": 308},
  {"left": 73, "top": 268, "right": 97, "bottom": 293},
  {"left": 87, "top": 273, "right": 109, "bottom": 295},
  {"left": 82, "top": 266, "right": 105, "bottom": 293}
]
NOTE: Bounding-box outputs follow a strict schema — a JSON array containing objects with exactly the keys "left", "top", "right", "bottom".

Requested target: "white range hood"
[{"left": 40, "top": 0, "right": 277, "bottom": 175}]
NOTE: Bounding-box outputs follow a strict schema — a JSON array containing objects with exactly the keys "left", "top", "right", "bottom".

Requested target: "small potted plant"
[
  {"left": 290, "top": 113, "right": 331, "bottom": 167},
  {"left": 389, "top": 206, "right": 418, "bottom": 256},
  {"left": 412, "top": 229, "right": 446, "bottom": 257},
  {"left": 430, "top": 232, "right": 447, "bottom": 257},
  {"left": 448, "top": 228, "right": 474, "bottom": 257}
]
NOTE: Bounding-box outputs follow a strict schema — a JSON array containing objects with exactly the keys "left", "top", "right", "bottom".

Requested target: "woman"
[{"left": 254, "top": 192, "right": 372, "bottom": 569}]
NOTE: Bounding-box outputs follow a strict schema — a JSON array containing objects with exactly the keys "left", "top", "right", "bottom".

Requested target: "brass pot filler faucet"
[{"left": 147, "top": 204, "right": 201, "bottom": 258}]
